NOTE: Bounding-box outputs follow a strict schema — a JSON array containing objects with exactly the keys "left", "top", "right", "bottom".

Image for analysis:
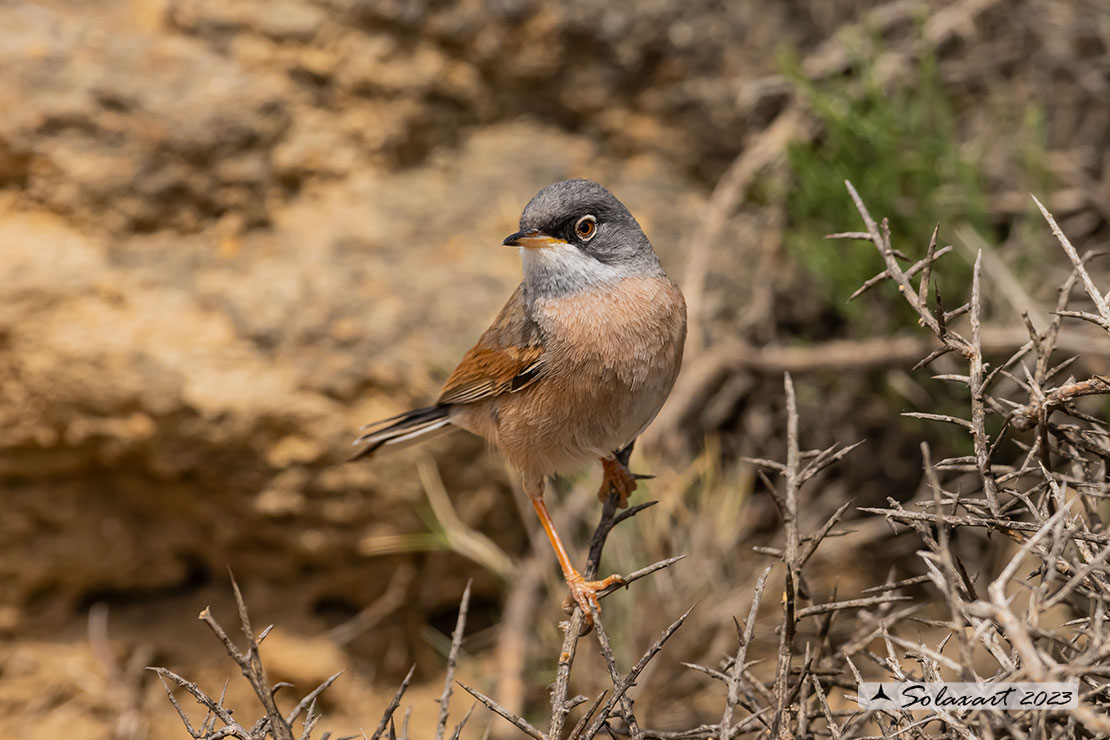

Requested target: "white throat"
[{"left": 520, "top": 244, "right": 626, "bottom": 297}]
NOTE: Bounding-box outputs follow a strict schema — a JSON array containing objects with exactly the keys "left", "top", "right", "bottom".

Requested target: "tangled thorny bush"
[{"left": 154, "top": 185, "right": 1109, "bottom": 738}]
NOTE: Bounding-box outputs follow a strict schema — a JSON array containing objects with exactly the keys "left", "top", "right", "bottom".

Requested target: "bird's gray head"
[{"left": 503, "top": 179, "right": 663, "bottom": 298}]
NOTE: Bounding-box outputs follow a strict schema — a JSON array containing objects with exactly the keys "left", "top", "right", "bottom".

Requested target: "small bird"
[{"left": 352, "top": 179, "right": 686, "bottom": 622}]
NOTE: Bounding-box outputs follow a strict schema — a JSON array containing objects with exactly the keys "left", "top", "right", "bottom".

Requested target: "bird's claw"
[
  {"left": 599, "top": 456, "right": 649, "bottom": 508},
  {"left": 561, "top": 570, "right": 626, "bottom": 633}
]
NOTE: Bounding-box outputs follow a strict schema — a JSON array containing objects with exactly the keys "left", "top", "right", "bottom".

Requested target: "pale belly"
[
  {"left": 453, "top": 276, "right": 686, "bottom": 480},
  {"left": 491, "top": 357, "right": 675, "bottom": 476}
]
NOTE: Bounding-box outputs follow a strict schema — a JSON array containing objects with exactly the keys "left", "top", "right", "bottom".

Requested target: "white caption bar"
[{"left": 857, "top": 682, "right": 1079, "bottom": 711}]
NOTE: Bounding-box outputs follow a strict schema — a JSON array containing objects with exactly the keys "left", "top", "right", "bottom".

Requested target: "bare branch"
[
  {"left": 458, "top": 683, "right": 545, "bottom": 740},
  {"left": 1032, "top": 194, "right": 1110, "bottom": 328},
  {"left": 435, "top": 580, "right": 472, "bottom": 740},
  {"left": 369, "top": 665, "right": 416, "bottom": 740}
]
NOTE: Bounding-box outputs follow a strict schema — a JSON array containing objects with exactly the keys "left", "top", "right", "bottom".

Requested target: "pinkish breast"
[{"left": 496, "top": 275, "right": 686, "bottom": 477}]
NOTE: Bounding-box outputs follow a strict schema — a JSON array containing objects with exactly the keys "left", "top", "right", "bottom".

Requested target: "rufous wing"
[{"left": 437, "top": 284, "right": 546, "bottom": 406}]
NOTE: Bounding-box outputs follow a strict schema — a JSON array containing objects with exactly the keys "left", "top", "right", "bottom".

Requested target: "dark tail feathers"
[{"left": 349, "top": 405, "right": 452, "bottom": 461}]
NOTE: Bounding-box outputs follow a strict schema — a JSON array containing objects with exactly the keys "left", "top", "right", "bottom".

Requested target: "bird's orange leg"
[
  {"left": 598, "top": 455, "right": 643, "bottom": 508},
  {"left": 530, "top": 496, "right": 624, "bottom": 623}
]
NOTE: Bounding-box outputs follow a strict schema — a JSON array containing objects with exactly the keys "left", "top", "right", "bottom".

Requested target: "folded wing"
[{"left": 437, "top": 283, "right": 546, "bottom": 405}]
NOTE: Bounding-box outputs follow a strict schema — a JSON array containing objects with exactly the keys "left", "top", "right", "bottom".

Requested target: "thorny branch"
[
  {"left": 149, "top": 573, "right": 350, "bottom": 740},
  {"left": 152, "top": 459, "right": 688, "bottom": 740},
  {"left": 638, "top": 185, "right": 1110, "bottom": 740},
  {"left": 543, "top": 441, "right": 690, "bottom": 739},
  {"left": 814, "top": 183, "right": 1110, "bottom": 738},
  {"left": 154, "top": 185, "right": 1110, "bottom": 740}
]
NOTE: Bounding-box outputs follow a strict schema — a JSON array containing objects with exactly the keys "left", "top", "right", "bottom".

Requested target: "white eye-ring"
[{"left": 575, "top": 215, "right": 597, "bottom": 241}]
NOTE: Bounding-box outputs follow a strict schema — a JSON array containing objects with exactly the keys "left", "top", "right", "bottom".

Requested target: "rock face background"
[{"left": 2, "top": 0, "right": 1108, "bottom": 737}]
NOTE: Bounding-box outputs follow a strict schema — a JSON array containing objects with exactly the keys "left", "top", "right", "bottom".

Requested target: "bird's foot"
[
  {"left": 561, "top": 569, "right": 626, "bottom": 631},
  {"left": 598, "top": 455, "right": 651, "bottom": 508}
]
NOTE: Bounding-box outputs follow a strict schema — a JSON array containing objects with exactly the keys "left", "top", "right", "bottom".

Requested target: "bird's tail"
[{"left": 349, "top": 405, "right": 453, "bottom": 461}]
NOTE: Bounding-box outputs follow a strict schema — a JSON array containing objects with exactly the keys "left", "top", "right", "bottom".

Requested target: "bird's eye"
[{"left": 575, "top": 215, "right": 597, "bottom": 241}]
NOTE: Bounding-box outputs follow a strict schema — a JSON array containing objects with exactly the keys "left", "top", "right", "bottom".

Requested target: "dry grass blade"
[{"left": 419, "top": 458, "right": 516, "bottom": 579}]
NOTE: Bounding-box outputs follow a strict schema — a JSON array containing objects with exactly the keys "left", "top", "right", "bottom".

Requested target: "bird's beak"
[{"left": 502, "top": 228, "right": 566, "bottom": 249}]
